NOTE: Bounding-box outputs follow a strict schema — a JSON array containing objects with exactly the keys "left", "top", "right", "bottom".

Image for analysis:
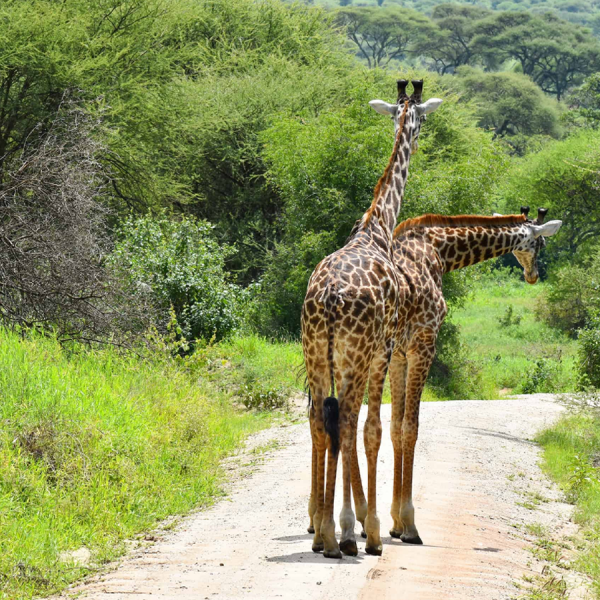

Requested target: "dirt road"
[{"left": 61, "top": 395, "right": 579, "bottom": 600}]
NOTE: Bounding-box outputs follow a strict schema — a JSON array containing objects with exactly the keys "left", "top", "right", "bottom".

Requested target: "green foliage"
[
  {"left": 0, "top": 329, "right": 270, "bottom": 599},
  {"left": 448, "top": 68, "right": 563, "bottom": 153},
  {"left": 499, "top": 304, "right": 522, "bottom": 327},
  {"left": 578, "top": 326, "right": 600, "bottom": 389},
  {"left": 423, "top": 4, "right": 494, "bottom": 73},
  {"left": 472, "top": 11, "right": 600, "bottom": 99},
  {"left": 451, "top": 275, "right": 577, "bottom": 395},
  {"left": 537, "top": 263, "right": 600, "bottom": 335},
  {"left": 565, "top": 73, "right": 600, "bottom": 129},
  {"left": 258, "top": 71, "right": 507, "bottom": 335},
  {"left": 238, "top": 383, "right": 290, "bottom": 411},
  {"left": 521, "top": 357, "right": 563, "bottom": 393},
  {"left": 335, "top": 6, "right": 434, "bottom": 68},
  {"left": 110, "top": 215, "right": 246, "bottom": 343},
  {"left": 428, "top": 319, "right": 495, "bottom": 399},
  {"left": 499, "top": 129, "right": 600, "bottom": 264},
  {"left": 309, "top": 0, "right": 600, "bottom": 37},
  {"left": 537, "top": 403, "right": 600, "bottom": 598}
]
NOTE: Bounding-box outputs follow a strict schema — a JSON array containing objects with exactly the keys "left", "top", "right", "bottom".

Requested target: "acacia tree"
[
  {"left": 451, "top": 68, "right": 562, "bottom": 154},
  {"left": 472, "top": 12, "right": 600, "bottom": 99},
  {"left": 419, "top": 5, "right": 493, "bottom": 74},
  {"left": 336, "top": 6, "right": 434, "bottom": 68},
  {"left": 566, "top": 73, "right": 600, "bottom": 128}
]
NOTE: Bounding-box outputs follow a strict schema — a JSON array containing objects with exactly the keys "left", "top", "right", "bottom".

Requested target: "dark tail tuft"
[{"left": 323, "top": 396, "right": 340, "bottom": 456}]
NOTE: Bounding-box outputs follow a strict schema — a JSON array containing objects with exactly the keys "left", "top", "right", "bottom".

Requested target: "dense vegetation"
[
  {"left": 310, "top": 0, "right": 600, "bottom": 35},
  {"left": 2, "top": 0, "right": 600, "bottom": 596}
]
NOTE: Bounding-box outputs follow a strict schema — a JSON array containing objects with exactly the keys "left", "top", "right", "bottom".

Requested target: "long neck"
[
  {"left": 360, "top": 103, "right": 415, "bottom": 253},
  {"left": 431, "top": 223, "right": 529, "bottom": 273}
]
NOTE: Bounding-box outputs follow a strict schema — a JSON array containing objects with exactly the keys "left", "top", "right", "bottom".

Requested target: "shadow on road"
[
  {"left": 272, "top": 534, "right": 314, "bottom": 543},
  {"left": 265, "top": 552, "right": 364, "bottom": 564},
  {"left": 456, "top": 426, "right": 536, "bottom": 445}
]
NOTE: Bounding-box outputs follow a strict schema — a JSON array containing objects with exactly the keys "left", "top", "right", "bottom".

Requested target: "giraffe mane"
[
  {"left": 363, "top": 100, "right": 410, "bottom": 228},
  {"left": 393, "top": 213, "right": 527, "bottom": 238}
]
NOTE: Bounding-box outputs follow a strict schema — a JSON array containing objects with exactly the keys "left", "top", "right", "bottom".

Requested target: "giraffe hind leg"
[{"left": 351, "top": 429, "right": 367, "bottom": 538}]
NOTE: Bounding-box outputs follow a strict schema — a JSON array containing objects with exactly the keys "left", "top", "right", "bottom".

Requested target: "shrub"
[
  {"left": 0, "top": 104, "right": 149, "bottom": 343},
  {"left": 521, "top": 357, "right": 562, "bottom": 393},
  {"left": 578, "top": 327, "right": 600, "bottom": 389},
  {"left": 237, "top": 382, "right": 289, "bottom": 411},
  {"left": 537, "top": 265, "right": 599, "bottom": 336},
  {"left": 110, "top": 215, "right": 246, "bottom": 344},
  {"left": 428, "top": 320, "right": 490, "bottom": 399},
  {"left": 499, "top": 305, "right": 522, "bottom": 328}
]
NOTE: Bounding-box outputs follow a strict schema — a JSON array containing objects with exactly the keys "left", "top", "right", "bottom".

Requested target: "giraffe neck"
[
  {"left": 430, "top": 223, "right": 529, "bottom": 273},
  {"left": 359, "top": 102, "right": 415, "bottom": 254}
]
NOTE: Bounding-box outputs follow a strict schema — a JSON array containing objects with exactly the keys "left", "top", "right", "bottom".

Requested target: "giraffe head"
[
  {"left": 504, "top": 206, "right": 562, "bottom": 284},
  {"left": 369, "top": 79, "right": 442, "bottom": 153}
]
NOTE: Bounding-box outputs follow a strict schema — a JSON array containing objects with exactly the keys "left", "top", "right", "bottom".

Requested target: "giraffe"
[
  {"left": 348, "top": 206, "right": 562, "bottom": 547},
  {"left": 302, "top": 80, "right": 443, "bottom": 559}
]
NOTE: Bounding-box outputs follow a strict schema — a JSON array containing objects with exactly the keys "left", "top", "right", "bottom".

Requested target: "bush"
[
  {"left": 258, "top": 71, "right": 506, "bottom": 335},
  {"left": 428, "top": 320, "right": 491, "bottom": 399},
  {"left": 0, "top": 104, "right": 150, "bottom": 343},
  {"left": 110, "top": 215, "right": 246, "bottom": 344},
  {"left": 578, "top": 327, "right": 600, "bottom": 389},
  {"left": 537, "top": 260, "right": 600, "bottom": 336},
  {"left": 521, "top": 357, "right": 563, "bottom": 393}
]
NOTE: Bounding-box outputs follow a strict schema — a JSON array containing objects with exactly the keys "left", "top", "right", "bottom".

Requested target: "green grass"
[
  {"left": 0, "top": 330, "right": 287, "bottom": 599},
  {"left": 537, "top": 408, "right": 600, "bottom": 598},
  {"left": 451, "top": 277, "right": 577, "bottom": 396}
]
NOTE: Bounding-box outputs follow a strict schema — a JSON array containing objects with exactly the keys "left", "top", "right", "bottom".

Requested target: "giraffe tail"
[
  {"left": 323, "top": 290, "right": 340, "bottom": 456},
  {"left": 323, "top": 396, "right": 339, "bottom": 456}
]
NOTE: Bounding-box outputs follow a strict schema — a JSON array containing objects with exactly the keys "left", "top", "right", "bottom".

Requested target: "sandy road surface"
[{"left": 61, "top": 395, "right": 580, "bottom": 600}]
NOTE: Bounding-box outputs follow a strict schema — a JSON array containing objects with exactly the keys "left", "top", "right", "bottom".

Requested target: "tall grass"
[{"left": 0, "top": 330, "right": 272, "bottom": 599}]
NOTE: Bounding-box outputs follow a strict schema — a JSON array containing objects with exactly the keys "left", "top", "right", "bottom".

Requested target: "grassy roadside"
[
  {"left": 450, "top": 275, "right": 577, "bottom": 398},
  {"left": 0, "top": 330, "right": 300, "bottom": 600},
  {"left": 536, "top": 399, "right": 600, "bottom": 598}
]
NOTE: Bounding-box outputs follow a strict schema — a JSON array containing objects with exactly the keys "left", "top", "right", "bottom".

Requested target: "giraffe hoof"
[
  {"left": 340, "top": 539, "right": 358, "bottom": 556},
  {"left": 401, "top": 534, "right": 423, "bottom": 545},
  {"left": 361, "top": 530, "right": 367, "bottom": 539},
  {"left": 312, "top": 542, "right": 324, "bottom": 553},
  {"left": 323, "top": 548, "right": 343, "bottom": 559},
  {"left": 389, "top": 528, "right": 403, "bottom": 539},
  {"left": 307, "top": 525, "right": 315, "bottom": 534},
  {"left": 365, "top": 544, "right": 383, "bottom": 556}
]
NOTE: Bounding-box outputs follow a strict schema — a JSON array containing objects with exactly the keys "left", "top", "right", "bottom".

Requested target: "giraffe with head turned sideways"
[
  {"left": 348, "top": 206, "right": 562, "bottom": 547},
  {"left": 302, "top": 80, "right": 443, "bottom": 559}
]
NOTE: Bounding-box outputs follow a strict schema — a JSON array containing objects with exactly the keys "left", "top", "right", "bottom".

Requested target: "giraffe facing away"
[
  {"left": 302, "top": 80, "right": 443, "bottom": 559},
  {"left": 348, "top": 206, "right": 562, "bottom": 547}
]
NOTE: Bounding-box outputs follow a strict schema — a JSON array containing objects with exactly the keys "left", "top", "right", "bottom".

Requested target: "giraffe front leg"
[
  {"left": 389, "top": 353, "right": 407, "bottom": 539},
  {"left": 400, "top": 336, "right": 435, "bottom": 545}
]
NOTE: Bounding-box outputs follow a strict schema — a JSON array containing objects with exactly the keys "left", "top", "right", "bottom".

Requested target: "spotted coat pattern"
[
  {"left": 302, "top": 99, "right": 427, "bottom": 559},
  {"left": 348, "top": 212, "right": 550, "bottom": 546}
]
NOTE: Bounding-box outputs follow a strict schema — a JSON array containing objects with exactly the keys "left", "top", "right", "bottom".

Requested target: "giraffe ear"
[
  {"left": 532, "top": 220, "right": 562, "bottom": 238},
  {"left": 416, "top": 98, "right": 443, "bottom": 117},
  {"left": 369, "top": 100, "right": 397, "bottom": 116}
]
